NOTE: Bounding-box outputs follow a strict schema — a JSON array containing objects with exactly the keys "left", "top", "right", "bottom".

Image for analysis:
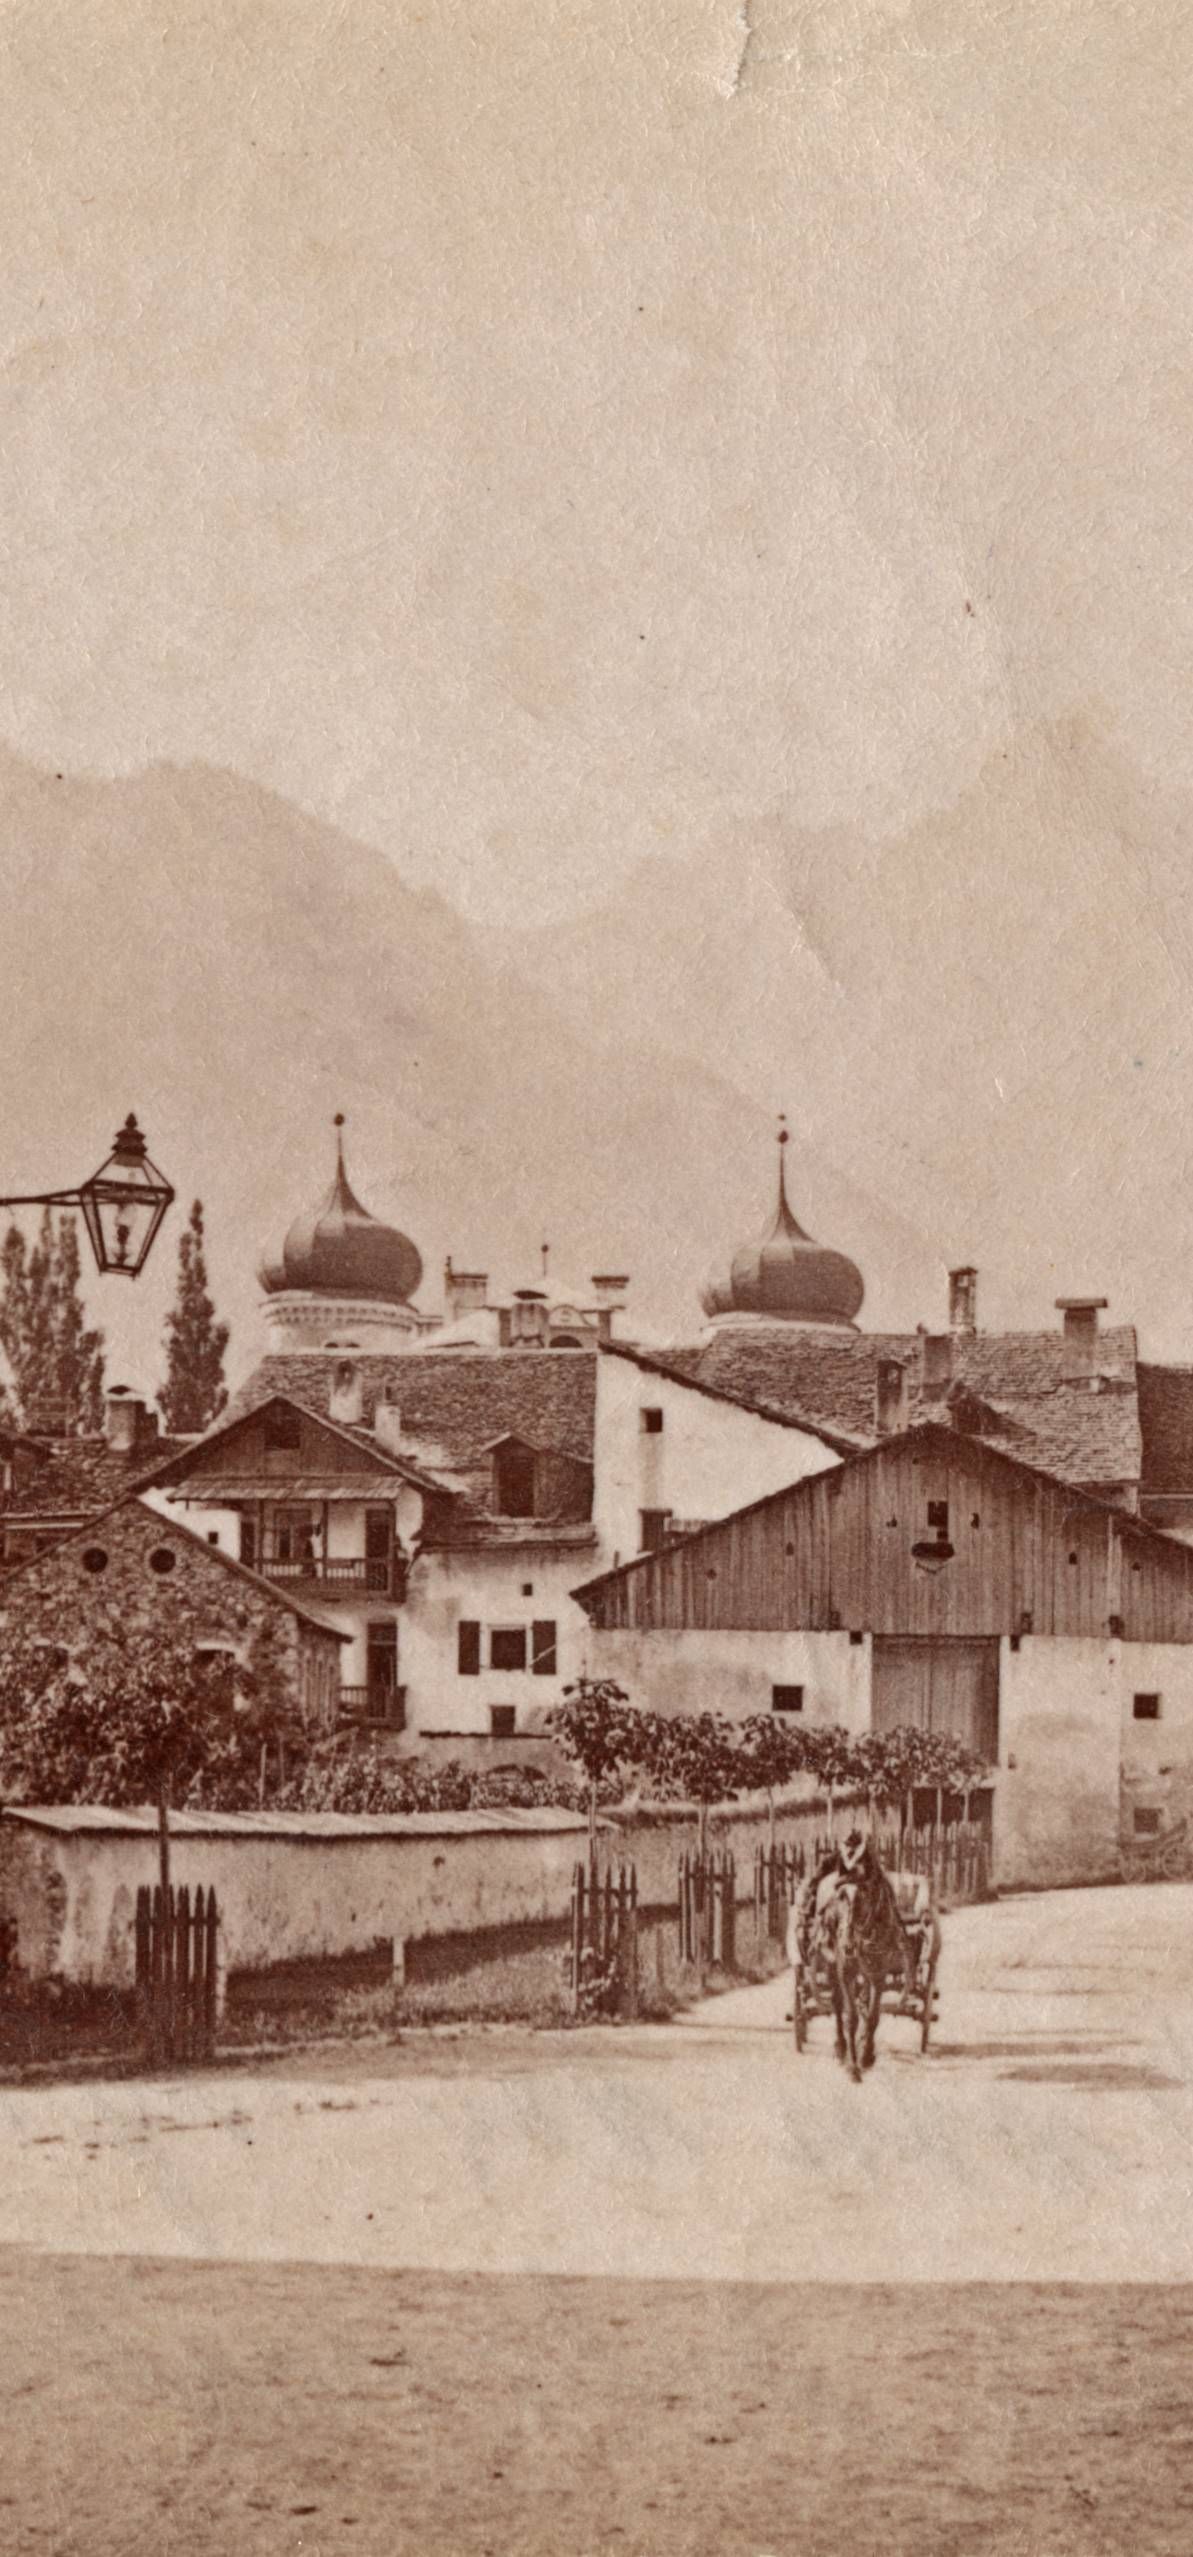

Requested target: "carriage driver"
[{"left": 787, "top": 1827, "right": 869, "bottom": 1973}]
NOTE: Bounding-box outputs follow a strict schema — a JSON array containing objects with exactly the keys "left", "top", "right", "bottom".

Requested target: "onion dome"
[
  {"left": 259, "top": 1116, "right": 423, "bottom": 1305},
  {"left": 700, "top": 1118, "right": 864, "bottom": 1327}
]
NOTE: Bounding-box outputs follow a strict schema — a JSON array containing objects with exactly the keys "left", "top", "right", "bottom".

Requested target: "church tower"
[{"left": 257, "top": 1117, "right": 438, "bottom": 1353}]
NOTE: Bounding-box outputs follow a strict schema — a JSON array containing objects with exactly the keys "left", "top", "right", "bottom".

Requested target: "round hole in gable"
[
  {"left": 81, "top": 1546, "right": 108, "bottom": 1574},
  {"left": 148, "top": 1546, "right": 177, "bottom": 1576}
]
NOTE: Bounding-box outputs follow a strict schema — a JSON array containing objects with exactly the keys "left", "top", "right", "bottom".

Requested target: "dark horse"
[{"left": 812, "top": 1834, "right": 914, "bottom": 2082}]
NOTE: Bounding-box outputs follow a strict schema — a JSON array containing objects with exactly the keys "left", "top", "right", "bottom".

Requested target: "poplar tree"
[
  {"left": 159, "top": 1201, "right": 230, "bottom": 1435},
  {"left": 0, "top": 1211, "right": 104, "bottom": 1433}
]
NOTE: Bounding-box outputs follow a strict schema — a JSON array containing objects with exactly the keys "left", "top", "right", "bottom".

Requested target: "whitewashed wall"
[{"left": 592, "top": 1351, "right": 842, "bottom": 1568}]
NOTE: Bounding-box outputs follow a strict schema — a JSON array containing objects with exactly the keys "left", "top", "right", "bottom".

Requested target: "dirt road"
[{"left": 5, "top": 1885, "right": 1193, "bottom": 2553}]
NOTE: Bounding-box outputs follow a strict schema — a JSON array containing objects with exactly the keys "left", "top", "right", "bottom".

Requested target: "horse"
[{"left": 807, "top": 1834, "right": 916, "bottom": 2082}]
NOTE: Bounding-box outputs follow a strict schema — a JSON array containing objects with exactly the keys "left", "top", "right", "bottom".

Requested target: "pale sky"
[{"left": 1, "top": 0, "right": 1190, "bottom": 923}]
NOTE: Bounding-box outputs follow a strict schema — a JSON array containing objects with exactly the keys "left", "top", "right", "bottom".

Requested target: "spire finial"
[
  {"left": 777, "top": 1112, "right": 791, "bottom": 1215},
  {"left": 333, "top": 1112, "right": 347, "bottom": 1183},
  {"left": 541, "top": 1239, "right": 550, "bottom": 1282}
]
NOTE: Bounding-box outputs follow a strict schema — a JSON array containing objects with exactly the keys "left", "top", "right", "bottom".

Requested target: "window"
[
  {"left": 493, "top": 1441, "right": 536, "bottom": 1518},
  {"left": 263, "top": 1403, "right": 301, "bottom": 1453},
  {"left": 772, "top": 1684, "right": 804, "bottom": 1714},
  {"left": 1133, "top": 1693, "right": 1162, "bottom": 1721},
  {"left": 521, "top": 1582, "right": 534, "bottom": 1597},
  {"left": 640, "top": 1509, "right": 672, "bottom": 1553},
  {"left": 641, "top": 1407, "right": 664, "bottom": 1435},
  {"left": 531, "top": 1620, "right": 557, "bottom": 1676},
  {"left": 927, "top": 1500, "right": 950, "bottom": 1531},
  {"left": 81, "top": 1545, "right": 109, "bottom": 1574},
  {"left": 490, "top": 1627, "right": 527, "bottom": 1673},
  {"left": 1134, "top": 1807, "right": 1162, "bottom": 1836},
  {"left": 148, "top": 1546, "right": 177, "bottom": 1576},
  {"left": 458, "top": 1618, "right": 481, "bottom": 1677},
  {"left": 490, "top": 1704, "right": 517, "bottom": 1738},
  {"left": 206, "top": 1531, "right": 220, "bottom": 1548},
  {"left": 272, "top": 1507, "right": 318, "bottom": 1564},
  {"left": 238, "top": 1515, "right": 257, "bottom": 1569}
]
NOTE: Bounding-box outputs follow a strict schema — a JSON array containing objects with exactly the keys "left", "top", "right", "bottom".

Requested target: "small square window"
[
  {"left": 641, "top": 1407, "right": 664, "bottom": 1435},
  {"left": 490, "top": 1627, "right": 527, "bottom": 1673},
  {"left": 640, "top": 1509, "right": 672, "bottom": 1553},
  {"left": 1133, "top": 1693, "right": 1161, "bottom": 1721},
  {"left": 771, "top": 1684, "right": 804, "bottom": 1714},
  {"left": 1134, "top": 1807, "right": 1162, "bottom": 1836},
  {"left": 490, "top": 1704, "right": 517, "bottom": 1739}
]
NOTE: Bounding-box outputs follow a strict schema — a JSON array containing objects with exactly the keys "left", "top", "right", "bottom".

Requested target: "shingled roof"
[
  {"left": 0, "top": 1430, "right": 192, "bottom": 1523},
  {"left": 655, "top": 1323, "right": 1143, "bottom": 1492},
  {"left": 224, "top": 1351, "right": 597, "bottom": 1486}
]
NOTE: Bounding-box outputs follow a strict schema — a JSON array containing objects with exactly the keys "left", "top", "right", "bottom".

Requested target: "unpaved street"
[{"left": 5, "top": 1885, "right": 1193, "bottom": 2553}]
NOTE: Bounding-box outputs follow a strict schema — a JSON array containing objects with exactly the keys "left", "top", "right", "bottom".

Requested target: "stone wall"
[{"left": 0, "top": 1499, "right": 342, "bottom": 1727}]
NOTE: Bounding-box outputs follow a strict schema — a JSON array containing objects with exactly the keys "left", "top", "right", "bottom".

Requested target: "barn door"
[{"left": 872, "top": 1637, "right": 999, "bottom": 1761}]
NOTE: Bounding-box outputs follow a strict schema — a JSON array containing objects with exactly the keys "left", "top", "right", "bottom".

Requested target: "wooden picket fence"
[
  {"left": 569, "top": 1860, "right": 639, "bottom": 2017},
  {"left": 754, "top": 1821, "right": 992, "bottom": 1943},
  {"left": 678, "top": 1849, "right": 737, "bottom": 1971},
  {"left": 135, "top": 1882, "right": 221, "bottom": 2063}
]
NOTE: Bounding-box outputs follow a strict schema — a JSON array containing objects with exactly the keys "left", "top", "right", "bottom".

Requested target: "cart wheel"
[{"left": 793, "top": 1974, "right": 807, "bottom": 2052}]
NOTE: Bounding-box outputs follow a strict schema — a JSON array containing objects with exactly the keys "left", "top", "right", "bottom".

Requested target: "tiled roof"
[
  {"left": 225, "top": 1351, "right": 598, "bottom": 1476},
  {"left": 5, "top": 1802, "right": 598, "bottom": 1840},
  {"left": 656, "top": 1323, "right": 1142, "bottom": 1491},
  {"left": 1138, "top": 1364, "right": 1193, "bottom": 1494},
  {"left": 0, "top": 1432, "right": 192, "bottom": 1521}
]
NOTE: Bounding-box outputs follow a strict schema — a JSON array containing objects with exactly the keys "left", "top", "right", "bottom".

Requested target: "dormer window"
[{"left": 492, "top": 1439, "right": 537, "bottom": 1518}]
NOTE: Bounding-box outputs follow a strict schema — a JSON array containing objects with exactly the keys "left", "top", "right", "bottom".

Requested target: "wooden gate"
[
  {"left": 135, "top": 1883, "right": 221, "bottom": 2063},
  {"left": 677, "top": 1850, "right": 737, "bottom": 1971},
  {"left": 569, "top": 1861, "right": 639, "bottom": 2017}
]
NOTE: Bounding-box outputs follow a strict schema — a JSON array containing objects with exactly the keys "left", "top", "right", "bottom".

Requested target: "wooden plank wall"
[{"left": 588, "top": 1434, "right": 1193, "bottom": 1642}]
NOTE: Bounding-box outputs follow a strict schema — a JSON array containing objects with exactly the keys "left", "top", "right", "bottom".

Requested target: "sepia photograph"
[{"left": 1, "top": 4, "right": 1192, "bottom": 2551}]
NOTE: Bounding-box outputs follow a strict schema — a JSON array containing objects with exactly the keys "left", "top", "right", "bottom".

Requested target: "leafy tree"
[
  {"left": 0, "top": 1210, "right": 104, "bottom": 1433},
  {"left": 638, "top": 1709, "right": 747, "bottom": 1853},
  {"left": 0, "top": 1615, "right": 245, "bottom": 1810},
  {"left": 159, "top": 1201, "right": 230, "bottom": 1435},
  {"left": 547, "top": 1677, "right": 659, "bottom": 1844}
]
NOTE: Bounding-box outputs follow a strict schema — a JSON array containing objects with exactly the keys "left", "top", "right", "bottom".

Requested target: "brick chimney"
[
  {"left": 948, "top": 1266, "right": 977, "bottom": 1335},
  {"left": 104, "top": 1385, "right": 159, "bottom": 1453},
  {"left": 444, "top": 1258, "right": 489, "bottom": 1324},
  {"left": 875, "top": 1356, "right": 909, "bottom": 1435},
  {"left": 1056, "top": 1297, "right": 1107, "bottom": 1382},
  {"left": 329, "top": 1358, "right": 363, "bottom": 1426},
  {"left": 374, "top": 1396, "right": 404, "bottom": 1456},
  {"left": 918, "top": 1332, "right": 954, "bottom": 1403}
]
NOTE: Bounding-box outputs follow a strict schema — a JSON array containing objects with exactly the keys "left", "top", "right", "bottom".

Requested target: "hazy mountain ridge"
[{"left": 0, "top": 749, "right": 939, "bottom": 1396}]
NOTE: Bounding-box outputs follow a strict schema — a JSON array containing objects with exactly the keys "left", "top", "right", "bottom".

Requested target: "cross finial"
[{"left": 541, "top": 1239, "right": 550, "bottom": 1281}]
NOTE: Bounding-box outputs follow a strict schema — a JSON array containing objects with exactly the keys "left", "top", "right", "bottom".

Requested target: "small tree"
[
  {"left": 159, "top": 1201, "right": 230, "bottom": 1435},
  {"left": 639, "top": 1709, "right": 746, "bottom": 1854},
  {"left": 736, "top": 1713, "right": 821, "bottom": 1842},
  {"left": 547, "top": 1677, "right": 649, "bottom": 1846}
]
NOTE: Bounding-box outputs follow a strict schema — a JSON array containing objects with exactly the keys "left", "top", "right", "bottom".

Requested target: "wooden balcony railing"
[
  {"left": 339, "top": 1684, "right": 407, "bottom": 1730},
  {"left": 259, "top": 1555, "right": 394, "bottom": 1595}
]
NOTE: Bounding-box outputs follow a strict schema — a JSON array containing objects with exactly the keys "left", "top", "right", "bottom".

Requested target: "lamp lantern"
[{"left": 76, "top": 1116, "right": 175, "bottom": 1278}]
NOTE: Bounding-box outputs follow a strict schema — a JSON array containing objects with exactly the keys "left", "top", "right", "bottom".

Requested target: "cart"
[
  {"left": 1118, "top": 1814, "right": 1188, "bottom": 1884},
  {"left": 787, "top": 1866, "right": 942, "bottom": 2056}
]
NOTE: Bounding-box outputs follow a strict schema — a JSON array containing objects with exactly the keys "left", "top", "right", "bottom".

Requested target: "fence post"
[{"left": 570, "top": 1861, "right": 585, "bottom": 2014}]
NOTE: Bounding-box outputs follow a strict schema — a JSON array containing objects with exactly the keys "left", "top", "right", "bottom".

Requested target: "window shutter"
[
  {"left": 531, "top": 1620, "right": 557, "bottom": 1675},
  {"left": 458, "top": 1618, "right": 481, "bottom": 1676}
]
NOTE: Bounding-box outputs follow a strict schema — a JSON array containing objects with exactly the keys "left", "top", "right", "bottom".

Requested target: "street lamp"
[{"left": 0, "top": 1115, "right": 175, "bottom": 1278}]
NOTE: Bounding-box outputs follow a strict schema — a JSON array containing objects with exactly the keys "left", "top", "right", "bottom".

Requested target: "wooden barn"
[{"left": 573, "top": 1424, "right": 1193, "bottom": 1890}]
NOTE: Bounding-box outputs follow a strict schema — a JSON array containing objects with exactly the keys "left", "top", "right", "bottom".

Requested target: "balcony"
[
  {"left": 258, "top": 1555, "right": 399, "bottom": 1597},
  {"left": 340, "top": 1684, "right": 407, "bottom": 1730}
]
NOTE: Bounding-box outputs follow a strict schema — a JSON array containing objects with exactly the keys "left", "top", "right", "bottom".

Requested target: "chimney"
[
  {"left": 329, "top": 1358, "right": 363, "bottom": 1426},
  {"left": 444, "top": 1258, "right": 488, "bottom": 1325},
  {"left": 1056, "top": 1297, "right": 1107, "bottom": 1382},
  {"left": 510, "top": 1290, "right": 548, "bottom": 1346},
  {"left": 104, "top": 1385, "right": 158, "bottom": 1453},
  {"left": 374, "top": 1396, "right": 403, "bottom": 1457},
  {"left": 597, "top": 1307, "right": 614, "bottom": 1346},
  {"left": 875, "top": 1356, "right": 909, "bottom": 1436},
  {"left": 591, "top": 1274, "right": 630, "bottom": 1306},
  {"left": 918, "top": 1332, "right": 954, "bottom": 1403},
  {"left": 948, "top": 1266, "right": 977, "bottom": 1335},
  {"left": 497, "top": 1306, "right": 513, "bottom": 1349}
]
